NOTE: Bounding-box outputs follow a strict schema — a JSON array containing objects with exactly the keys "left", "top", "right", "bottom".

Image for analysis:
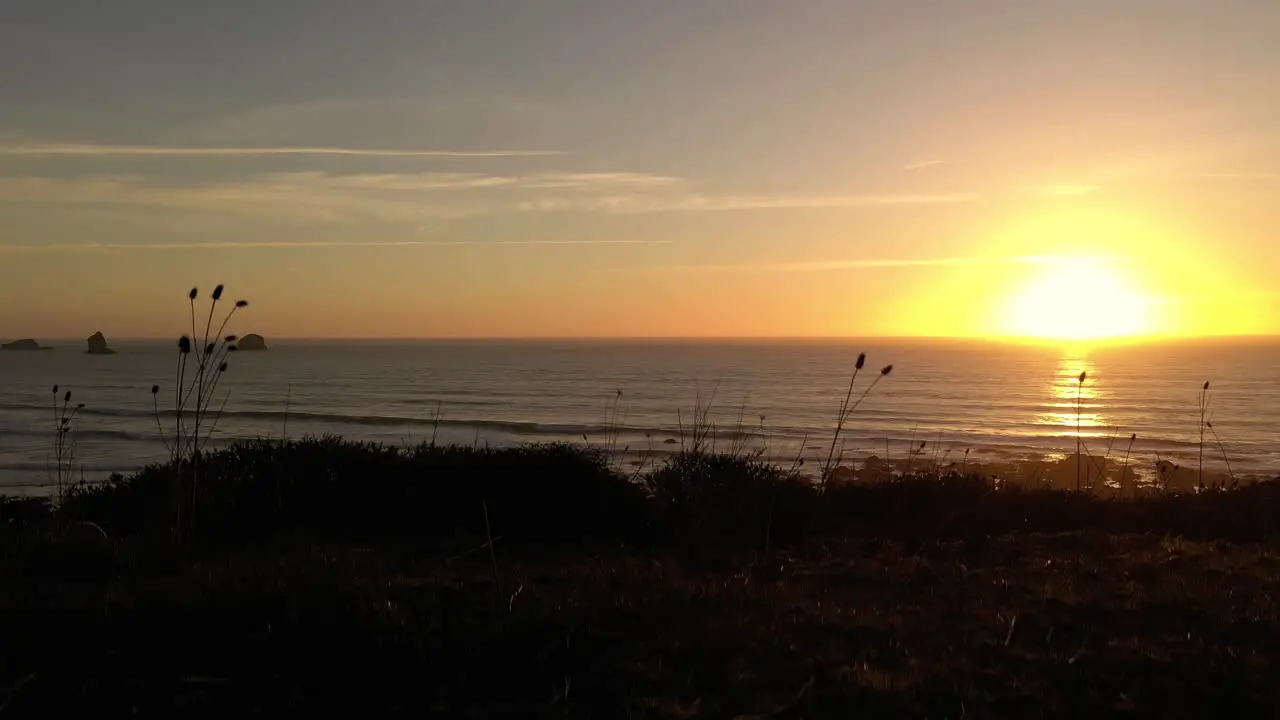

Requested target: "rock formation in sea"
[
  {"left": 1, "top": 339, "right": 47, "bottom": 351},
  {"left": 86, "top": 331, "right": 116, "bottom": 355},
  {"left": 236, "top": 333, "right": 268, "bottom": 351}
]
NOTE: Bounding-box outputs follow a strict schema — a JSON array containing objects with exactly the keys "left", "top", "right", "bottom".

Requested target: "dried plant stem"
[
  {"left": 1118, "top": 434, "right": 1136, "bottom": 499},
  {"left": 821, "top": 361, "right": 864, "bottom": 487},
  {"left": 1076, "top": 371, "right": 1087, "bottom": 493},
  {"left": 1208, "top": 423, "right": 1235, "bottom": 486}
]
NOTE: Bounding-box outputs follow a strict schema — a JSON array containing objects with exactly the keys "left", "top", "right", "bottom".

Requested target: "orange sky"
[{"left": 1, "top": 1, "right": 1277, "bottom": 341}]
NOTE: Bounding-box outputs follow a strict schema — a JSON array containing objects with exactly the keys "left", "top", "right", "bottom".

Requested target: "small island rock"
[
  {"left": 236, "top": 333, "right": 268, "bottom": 351},
  {"left": 1, "top": 339, "right": 48, "bottom": 351},
  {"left": 86, "top": 331, "right": 116, "bottom": 355}
]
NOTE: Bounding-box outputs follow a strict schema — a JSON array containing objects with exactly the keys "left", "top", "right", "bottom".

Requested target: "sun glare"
[{"left": 1001, "top": 260, "right": 1151, "bottom": 342}]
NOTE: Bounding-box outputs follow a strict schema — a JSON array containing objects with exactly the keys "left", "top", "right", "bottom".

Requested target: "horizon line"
[{"left": 15, "top": 333, "right": 1280, "bottom": 344}]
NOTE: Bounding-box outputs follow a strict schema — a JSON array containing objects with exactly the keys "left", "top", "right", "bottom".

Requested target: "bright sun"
[{"left": 1001, "top": 260, "right": 1151, "bottom": 341}]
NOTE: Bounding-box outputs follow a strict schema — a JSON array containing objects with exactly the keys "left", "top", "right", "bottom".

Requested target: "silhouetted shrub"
[
  {"left": 645, "top": 451, "right": 814, "bottom": 550},
  {"left": 7, "top": 439, "right": 1279, "bottom": 555},
  {"left": 61, "top": 438, "right": 652, "bottom": 546}
]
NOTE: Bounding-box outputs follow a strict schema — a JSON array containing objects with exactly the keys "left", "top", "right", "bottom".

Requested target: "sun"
[{"left": 999, "top": 259, "right": 1152, "bottom": 341}]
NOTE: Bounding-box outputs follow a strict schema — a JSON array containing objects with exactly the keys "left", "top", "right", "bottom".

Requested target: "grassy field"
[{"left": 3, "top": 439, "right": 1279, "bottom": 717}]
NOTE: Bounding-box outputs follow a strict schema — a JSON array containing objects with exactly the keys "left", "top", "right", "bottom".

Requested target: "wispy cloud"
[
  {"left": 599, "top": 255, "right": 1133, "bottom": 274},
  {"left": 298, "top": 171, "right": 683, "bottom": 191},
  {"left": 901, "top": 160, "right": 945, "bottom": 172},
  {"left": 514, "top": 172, "right": 683, "bottom": 189},
  {"left": 0, "top": 173, "right": 980, "bottom": 226},
  {"left": 1200, "top": 172, "right": 1276, "bottom": 180},
  {"left": 550, "top": 192, "right": 981, "bottom": 214},
  {"left": 0, "top": 239, "right": 668, "bottom": 252},
  {"left": 1042, "top": 184, "right": 1102, "bottom": 197},
  {"left": 0, "top": 143, "right": 563, "bottom": 158}
]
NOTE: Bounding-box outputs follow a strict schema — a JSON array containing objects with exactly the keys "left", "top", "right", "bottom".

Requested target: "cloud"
[
  {"left": 1041, "top": 184, "right": 1102, "bottom": 197},
  {"left": 0, "top": 239, "right": 669, "bottom": 252},
  {"left": 665, "top": 193, "right": 978, "bottom": 211},
  {"left": 0, "top": 172, "right": 980, "bottom": 230},
  {"left": 599, "top": 255, "right": 1133, "bottom": 274},
  {"left": 297, "top": 171, "right": 682, "bottom": 191},
  {"left": 514, "top": 172, "right": 684, "bottom": 189},
  {"left": 1200, "top": 172, "right": 1276, "bottom": 180},
  {"left": 534, "top": 192, "right": 981, "bottom": 214},
  {"left": 0, "top": 143, "right": 563, "bottom": 158},
  {"left": 901, "top": 160, "right": 945, "bottom": 172}
]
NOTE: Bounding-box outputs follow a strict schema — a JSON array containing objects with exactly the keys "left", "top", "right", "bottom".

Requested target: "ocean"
[{"left": 1, "top": 339, "right": 1278, "bottom": 495}]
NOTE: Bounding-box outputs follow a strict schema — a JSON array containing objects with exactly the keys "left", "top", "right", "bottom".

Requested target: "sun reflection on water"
[{"left": 1038, "top": 353, "right": 1108, "bottom": 436}]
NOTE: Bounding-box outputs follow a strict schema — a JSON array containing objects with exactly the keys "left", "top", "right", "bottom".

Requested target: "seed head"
[
  {"left": 77, "top": 403, "right": 84, "bottom": 409},
  {"left": 880, "top": 364, "right": 893, "bottom": 376},
  {"left": 212, "top": 284, "right": 225, "bottom": 301},
  {"left": 205, "top": 343, "right": 216, "bottom": 355},
  {"left": 178, "top": 336, "right": 191, "bottom": 354},
  {"left": 52, "top": 385, "right": 58, "bottom": 394},
  {"left": 151, "top": 385, "right": 160, "bottom": 395},
  {"left": 227, "top": 345, "right": 239, "bottom": 352},
  {"left": 235, "top": 300, "right": 249, "bottom": 308},
  {"left": 188, "top": 287, "right": 198, "bottom": 300},
  {"left": 63, "top": 390, "right": 71, "bottom": 403},
  {"left": 855, "top": 353, "right": 866, "bottom": 370},
  {"left": 1203, "top": 381, "right": 1210, "bottom": 391},
  {"left": 218, "top": 362, "right": 228, "bottom": 372},
  {"left": 225, "top": 335, "right": 237, "bottom": 343},
  {"left": 1078, "top": 371, "right": 1087, "bottom": 383}
]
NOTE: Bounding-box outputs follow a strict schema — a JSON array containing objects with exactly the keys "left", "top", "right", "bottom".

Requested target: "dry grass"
[{"left": 2, "top": 530, "right": 1278, "bottom": 716}]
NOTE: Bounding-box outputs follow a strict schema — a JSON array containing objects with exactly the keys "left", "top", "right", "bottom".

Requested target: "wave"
[
  {"left": 0, "top": 404, "right": 1273, "bottom": 450},
  {"left": 0, "top": 426, "right": 160, "bottom": 443}
]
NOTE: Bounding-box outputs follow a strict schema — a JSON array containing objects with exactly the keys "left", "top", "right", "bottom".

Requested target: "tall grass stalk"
[
  {"left": 151, "top": 284, "right": 248, "bottom": 544},
  {"left": 48, "top": 386, "right": 85, "bottom": 507},
  {"left": 820, "top": 353, "right": 866, "bottom": 485},
  {"left": 429, "top": 400, "right": 443, "bottom": 448},
  {"left": 820, "top": 358, "right": 893, "bottom": 493},
  {"left": 1207, "top": 421, "right": 1235, "bottom": 488},
  {"left": 1198, "top": 381, "right": 1210, "bottom": 490},
  {"left": 1076, "top": 371, "right": 1087, "bottom": 492},
  {"left": 677, "top": 386, "right": 718, "bottom": 455},
  {"left": 1118, "top": 433, "right": 1137, "bottom": 498}
]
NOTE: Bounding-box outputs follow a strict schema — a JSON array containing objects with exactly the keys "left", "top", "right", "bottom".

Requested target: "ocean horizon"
[{"left": 3, "top": 337, "right": 1278, "bottom": 494}]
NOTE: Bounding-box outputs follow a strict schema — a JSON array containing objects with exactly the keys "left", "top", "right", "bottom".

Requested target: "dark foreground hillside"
[{"left": 3, "top": 439, "right": 1279, "bottom": 717}]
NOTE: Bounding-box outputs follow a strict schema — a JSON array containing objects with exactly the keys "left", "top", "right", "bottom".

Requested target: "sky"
[{"left": 1, "top": 0, "right": 1277, "bottom": 340}]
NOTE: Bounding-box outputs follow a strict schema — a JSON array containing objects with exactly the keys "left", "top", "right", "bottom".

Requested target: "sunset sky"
[{"left": 1, "top": 0, "right": 1277, "bottom": 340}]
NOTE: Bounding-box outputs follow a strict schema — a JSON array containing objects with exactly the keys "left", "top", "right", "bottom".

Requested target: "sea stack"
[
  {"left": 1, "top": 339, "right": 48, "bottom": 351},
  {"left": 236, "top": 333, "right": 268, "bottom": 351},
  {"left": 86, "top": 331, "right": 116, "bottom": 355}
]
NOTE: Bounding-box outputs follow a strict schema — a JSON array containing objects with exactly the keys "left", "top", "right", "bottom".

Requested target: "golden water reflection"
[{"left": 1039, "top": 354, "right": 1108, "bottom": 436}]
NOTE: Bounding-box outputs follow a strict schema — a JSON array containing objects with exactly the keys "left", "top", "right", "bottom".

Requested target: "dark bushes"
[
  {"left": 61, "top": 438, "right": 652, "bottom": 546},
  {"left": 646, "top": 451, "right": 814, "bottom": 551},
  {"left": 7, "top": 438, "right": 1280, "bottom": 557}
]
